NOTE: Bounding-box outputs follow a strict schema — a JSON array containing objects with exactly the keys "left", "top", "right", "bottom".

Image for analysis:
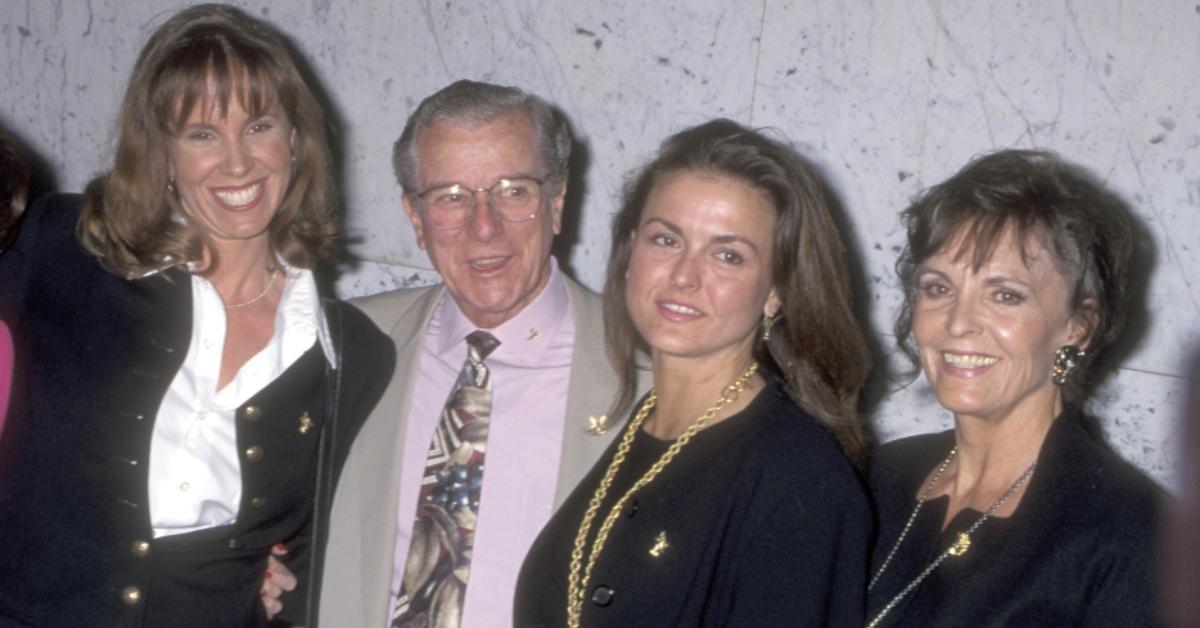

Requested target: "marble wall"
[{"left": 4, "top": 0, "right": 1197, "bottom": 488}]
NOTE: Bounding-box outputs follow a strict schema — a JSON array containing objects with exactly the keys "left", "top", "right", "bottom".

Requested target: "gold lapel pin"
[
  {"left": 527, "top": 328, "right": 539, "bottom": 340},
  {"left": 649, "top": 531, "right": 670, "bottom": 557},
  {"left": 587, "top": 415, "right": 609, "bottom": 436},
  {"left": 298, "top": 412, "right": 314, "bottom": 434}
]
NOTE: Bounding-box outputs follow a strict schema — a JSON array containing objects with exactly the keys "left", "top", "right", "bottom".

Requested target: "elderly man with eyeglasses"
[{"left": 313, "top": 80, "right": 638, "bottom": 628}]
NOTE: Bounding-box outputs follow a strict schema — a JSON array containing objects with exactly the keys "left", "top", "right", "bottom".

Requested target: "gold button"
[
  {"left": 249, "top": 496, "right": 266, "bottom": 508},
  {"left": 244, "top": 446, "right": 263, "bottom": 462},
  {"left": 131, "top": 539, "right": 150, "bottom": 557},
  {"left": 120, "top": 585, "right": 141, "bottom": 605},
  {"left": 242, "top": 405, "right": 263, "bottom": 421}
]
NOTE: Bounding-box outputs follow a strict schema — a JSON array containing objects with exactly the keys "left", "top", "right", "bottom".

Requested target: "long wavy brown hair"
[
  {"left": 78, "top": 4, "right": 338, "bottom": 276},
  {"left": 604, "top": 119, "right": 871, "bottom": 469}
]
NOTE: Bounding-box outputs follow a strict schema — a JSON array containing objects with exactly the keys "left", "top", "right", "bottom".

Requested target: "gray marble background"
[{"left": 4, "top": 0, "right": 1197, "bottom": 488}]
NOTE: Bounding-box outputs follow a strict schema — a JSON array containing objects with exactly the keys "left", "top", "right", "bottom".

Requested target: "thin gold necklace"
[
  {"left": 865, "top": 447, "right": 1037, "bottom": 628},
  {"left": 565, "top": 361, "right": 758, "bottom": 628},
  {"left": 223, "top": 268, "right": 279, "bottom": 310}
]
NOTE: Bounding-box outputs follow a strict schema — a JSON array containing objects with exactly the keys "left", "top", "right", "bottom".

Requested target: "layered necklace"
[
  {"left": 865, "top": 446, "right": 1037, "bottom": 628},
  {"left": 565, "top": 361, "right": 759, "bottom": 628}
]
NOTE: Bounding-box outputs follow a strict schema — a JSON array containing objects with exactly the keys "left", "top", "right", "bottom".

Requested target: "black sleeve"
[
  {"left": 275, "top": 299, "right": 396, "bottom": 627},
  {"left": 726, "top": 451, "right": 872, "bottom": 626},
  {"left": 1079, "top": 498, "right": 1162, "bottom": 627},
  {"left": 0, "top": 193, "right": 53, "bottom": 324},
  {"left": 329, "top": 300, "right": 397, "bottom": 479},
  {"left": 273, "top": 517, "right": 315, "bottom": 627}
]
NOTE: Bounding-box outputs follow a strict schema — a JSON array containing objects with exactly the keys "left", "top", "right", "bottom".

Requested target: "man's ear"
[
  {"left": 402, "top": 194, "right": 427, "bottom": 251},
  {"left": 550, "top": 180, "right": 566, "bottom": 235}
]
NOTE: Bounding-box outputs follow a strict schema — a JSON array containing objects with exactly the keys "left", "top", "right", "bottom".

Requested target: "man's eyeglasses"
[{"left": 414, "top": 176, "right": 550, "bottom": 230}]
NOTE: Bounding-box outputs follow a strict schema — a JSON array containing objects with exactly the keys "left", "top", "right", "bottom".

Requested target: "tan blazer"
[{"left": 318, "top": 275, "right": 631, "bottom": 627}]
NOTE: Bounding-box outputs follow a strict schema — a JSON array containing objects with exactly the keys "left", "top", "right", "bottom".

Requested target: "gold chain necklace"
[
  {"left": 224, "top": 268, "right": 279, "bottom": 310},
  {"left": 565, "top": 361, "right": 758, "bottom": 628},
  {"left": 865, "top": 447, "right": 1037, "bottom": 628}
]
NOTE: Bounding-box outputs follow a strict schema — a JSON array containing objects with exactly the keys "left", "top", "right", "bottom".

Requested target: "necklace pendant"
[
  {"left": 648, "top": 531, "right": 669, "bottom": 558},
  {"left": 949, "top": 531, "right": 971, "bottom": 557}
]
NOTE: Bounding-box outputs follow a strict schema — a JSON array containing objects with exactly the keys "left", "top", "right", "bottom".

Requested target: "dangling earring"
[
  {"left": 167, "top": 177, "right": 177, "bottom": 195},
  {"left": 761, "top": 313, "right": 777, "bottom": 342},
  {"left": 1051, "top": 345, "right": 1087, "bottom": 386}
]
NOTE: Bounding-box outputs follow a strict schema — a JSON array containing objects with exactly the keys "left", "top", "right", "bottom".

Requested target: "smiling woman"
[
  {"left": 0, "top": 5, "right": 394, "bottom": 627},
  {"left": 866, "top": 150, "right": 1162, "bottom": 627},
  {"left": 514, "top": 119, "right": 872, "bottom": 627},
  {"left": 169, "top": 98, "right": 295, "bottom": 250}
]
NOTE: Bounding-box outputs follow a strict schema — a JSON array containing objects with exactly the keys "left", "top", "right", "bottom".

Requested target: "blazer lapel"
[
  {"left": 349, "top": 285, "right": 443, "bottom": 626},
  {"left": 554, "top": 277, "right": 626, "bottom": 508}
]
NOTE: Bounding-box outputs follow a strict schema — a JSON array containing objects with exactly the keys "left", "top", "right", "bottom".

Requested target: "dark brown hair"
[
  {"left": 894, "top": 149, "right": 1133, "bottom": 401},
  {"left": 0, "top": 131, "right": 31, "bottom": 250},
  {"left": 604, "top": 118, "right": 871, "bottom": 468},
  {"left": 78, "top": 3, "right": 338, "bottom": 275}
]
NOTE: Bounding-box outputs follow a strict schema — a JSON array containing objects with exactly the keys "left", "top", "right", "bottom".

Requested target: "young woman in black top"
[{"left": 514, "top": 119, "right": 872, "bottom": 627}]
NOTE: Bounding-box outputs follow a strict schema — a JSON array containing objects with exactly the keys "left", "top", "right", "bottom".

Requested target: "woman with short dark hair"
[
  {"left": 867, "top": 149, "right": 1161, "bottom": 627},
  {"left": 0, "top": 5, "right": 393, "bottom": 626},
  {"left": 514, "top": 119, "right": 872, "bottom": 627}
]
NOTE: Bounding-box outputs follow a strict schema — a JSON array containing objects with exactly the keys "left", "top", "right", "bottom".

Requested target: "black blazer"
[
  {"left": 515, "top": 380, "right": 871, "bottom": 627},
  {"left": 0, "top": 195, "right": 394, "bottom": 627},
  {"left": 867, "top": 408, "right": 1163, "bottom": 627}
]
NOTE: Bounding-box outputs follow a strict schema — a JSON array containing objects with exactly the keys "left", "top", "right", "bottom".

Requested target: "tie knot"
[{"left": 466, "top": 330, "right": 500, "bottom": 360}]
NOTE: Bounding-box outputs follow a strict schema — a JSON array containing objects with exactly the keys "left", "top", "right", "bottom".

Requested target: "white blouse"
[{"left": 147, "top": 266, "right": 334, "bottom": 538}]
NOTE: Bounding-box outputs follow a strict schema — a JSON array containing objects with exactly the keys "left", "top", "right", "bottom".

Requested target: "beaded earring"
[
  {"left": 760, "top": 312, "right": 777, "bottom": 342},
  {"left": 1051, "top": 345, "right": 1087, "bottom": 386}
]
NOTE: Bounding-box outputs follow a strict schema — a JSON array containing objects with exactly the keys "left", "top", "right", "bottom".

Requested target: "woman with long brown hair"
[
  {"left": 0, "top": 5, "right": 392, "bottom": 626},
  {"left": 514, "top": 118, "right": 872, "bottom": 626}
]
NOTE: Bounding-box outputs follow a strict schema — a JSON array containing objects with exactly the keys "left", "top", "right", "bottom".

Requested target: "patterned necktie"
[{"left": 392, "top": 330, "right": 500, "bottom": 628}]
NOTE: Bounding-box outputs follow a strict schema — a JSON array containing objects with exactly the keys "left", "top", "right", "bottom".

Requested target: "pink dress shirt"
[{"left": 389, "top": 263, "right": 574, "bottom": 627}]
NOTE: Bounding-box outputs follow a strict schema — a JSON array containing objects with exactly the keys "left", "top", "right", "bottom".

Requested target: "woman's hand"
[{"left": 261, "top": 543, "right": 298, "bottom": 620}]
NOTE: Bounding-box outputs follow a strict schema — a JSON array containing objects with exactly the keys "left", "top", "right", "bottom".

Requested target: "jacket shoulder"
[
  {"left": 868, "top": 430, "right": 955, "bottom": 495},
  {"left": 349, "top": 284, "right": 441, "bottom": 334},
  {"left": 1063, "top": 419, "right": 1164, "bottom": 529},
  {"left": 6, "top": 193, "right": 85, "bottom": 255}
]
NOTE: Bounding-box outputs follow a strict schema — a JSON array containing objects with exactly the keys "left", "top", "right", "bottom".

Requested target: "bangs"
[
  {"left": 923, "top": 207, "right": 1056, "bottom": 275},
  {"left": 151, "top": 33, "right": 282, "bottom": 134}
]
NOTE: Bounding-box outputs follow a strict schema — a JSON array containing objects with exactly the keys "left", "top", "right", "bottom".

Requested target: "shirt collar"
[
  {"left": 147, "top": 257, "right": 337, "bottom": 367},
  {"left": 436, "top": 258, "right": 569, "bottom": 367},
  {"left": 276, "top": 261, "right": 337, "bottom": 368}
]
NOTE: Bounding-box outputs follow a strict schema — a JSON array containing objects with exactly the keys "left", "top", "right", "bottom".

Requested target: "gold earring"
[
  {"left": 761, "top": 312, "right": 777, "bottom": 342},
  {"left": 1051, "top": 345, "right": 1086, "bottom": 386}
]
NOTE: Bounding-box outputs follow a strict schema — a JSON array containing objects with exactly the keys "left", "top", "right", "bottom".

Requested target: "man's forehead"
[
  {"left": 420, "top": 110, "right": 535, "bottom": 145},
  {"left": 415, "top": 112, "right": 543, "bottom": 182}
]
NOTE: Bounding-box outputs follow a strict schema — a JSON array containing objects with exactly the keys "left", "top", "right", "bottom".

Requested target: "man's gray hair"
[{"left": 392, "top": 80, "right": 572, "bottom": 193}]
